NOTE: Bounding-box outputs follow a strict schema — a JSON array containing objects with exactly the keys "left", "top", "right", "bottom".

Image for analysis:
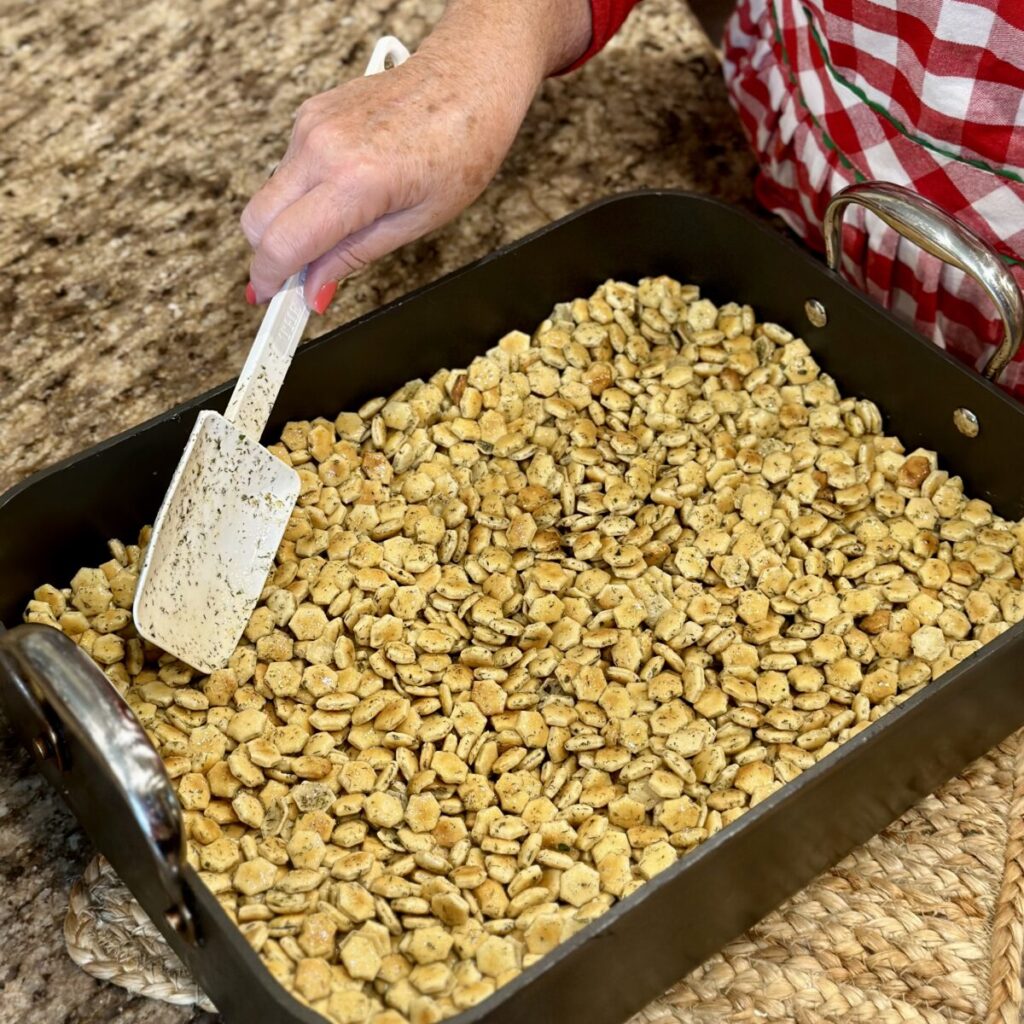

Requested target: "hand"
[
  {"left": 241, "top": 53, "right": 530, "bottom": 312},
  {"left": 240, "top": 0, "right": 592, "bottom": 313}
]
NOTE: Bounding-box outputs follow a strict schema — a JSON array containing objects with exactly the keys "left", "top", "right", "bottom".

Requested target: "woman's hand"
[{"left": 241, "top": 0, "right": 592, "bottom": 313}]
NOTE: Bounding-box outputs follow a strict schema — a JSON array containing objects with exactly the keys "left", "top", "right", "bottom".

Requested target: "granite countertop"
[{"left": 0, "top": 1, "right": 756, "bottom": 1020}]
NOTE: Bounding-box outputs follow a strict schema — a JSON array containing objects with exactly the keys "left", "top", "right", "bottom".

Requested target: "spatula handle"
[
  {"left": 224, "top": 269, "right": 309, "bottom": 441},
  {"left": 224, "top": 36, "right": 411, "bottom": 443}
]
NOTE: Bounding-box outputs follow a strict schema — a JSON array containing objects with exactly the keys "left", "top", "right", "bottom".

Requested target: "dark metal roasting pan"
[{"left": 3, "top": 185, "right": 1024, "bottom": 1023}]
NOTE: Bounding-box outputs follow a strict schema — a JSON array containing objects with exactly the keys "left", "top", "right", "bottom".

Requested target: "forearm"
[{"left": 424, "top": 0, "right": 593, "bottom": 97}]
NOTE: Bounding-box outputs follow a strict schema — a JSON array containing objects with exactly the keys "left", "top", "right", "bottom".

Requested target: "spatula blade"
[{"left": 133, "top": 411, "right": 299, "bottom": 674}]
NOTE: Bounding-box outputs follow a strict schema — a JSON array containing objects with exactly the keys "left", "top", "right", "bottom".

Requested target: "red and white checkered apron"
[{"left": 721, "top": 0, "right": 1024, "bottom": 395}]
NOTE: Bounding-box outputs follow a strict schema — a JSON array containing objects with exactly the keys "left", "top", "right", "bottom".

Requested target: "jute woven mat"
[{"left": 63, "top": 729, "right": 1024, "bottom": 1024}]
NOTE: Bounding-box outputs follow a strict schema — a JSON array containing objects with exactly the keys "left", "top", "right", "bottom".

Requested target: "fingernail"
[
  {"left": 313, "top": 281, "right": 338, "bottom": 315},
  {"left": 245, "top": 282, "right": 257, "bottom": 305}
]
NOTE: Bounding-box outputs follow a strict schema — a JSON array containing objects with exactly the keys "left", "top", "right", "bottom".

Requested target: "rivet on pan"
[
  {"left": 804, "top": 299, "right": 828, "bottom": 328},
  {"left": 165, "top": 905, "right": 198, "bottom": 946},
  {"left": 31, "top": 721, "right": 66, "bottom": 770},
  {"left": 953, "top": 408, "right": 980, "bottom": 437}
]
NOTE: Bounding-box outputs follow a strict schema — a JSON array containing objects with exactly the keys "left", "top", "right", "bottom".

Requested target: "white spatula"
[{"left": 134, "top": 36, "right": 411, "bottom": 674}]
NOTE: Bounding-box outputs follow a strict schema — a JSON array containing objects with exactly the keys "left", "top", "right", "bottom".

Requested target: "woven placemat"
[{"left": 64, "top": 729, "right": 1024, "bottom": 1024}]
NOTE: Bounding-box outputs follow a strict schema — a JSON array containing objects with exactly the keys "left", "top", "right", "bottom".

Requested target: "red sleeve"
[{"left": 555, "top": 0, "right": 643, "bottom": 75}]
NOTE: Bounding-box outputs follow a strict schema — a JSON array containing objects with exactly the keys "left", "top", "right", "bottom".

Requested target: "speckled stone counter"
[{"left": 0, "top": 1, "right": 756, "bottom": 1020}]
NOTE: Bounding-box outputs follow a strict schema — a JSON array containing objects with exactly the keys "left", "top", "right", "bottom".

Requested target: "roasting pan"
[{"left": 3, "top": 185, "right": 1024, "bottom": 1024}]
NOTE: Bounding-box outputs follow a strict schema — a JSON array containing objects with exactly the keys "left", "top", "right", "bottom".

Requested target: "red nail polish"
[
  {"left": 245, "top": 282, "right": 257, "bottom": 305},
  {"left": 313, "top": 281, "right": 338, "bottom": 315}
]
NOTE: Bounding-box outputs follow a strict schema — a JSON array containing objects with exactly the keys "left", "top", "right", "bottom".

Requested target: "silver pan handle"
[
  {"left": 0, "top": 624, "right": 196, "bottom": 946},
  {"left": 823, "top": 181, "right": 1024, "bottom": 383}
]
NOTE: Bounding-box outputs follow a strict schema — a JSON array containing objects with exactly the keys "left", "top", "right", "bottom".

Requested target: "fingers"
[
  {"left": 240, "top": 157, "right": 309, "bottom": 249},
  {"left": 247, "top": 181, "right": 388, "bottom": 301},
  {"left": 303, "top": 206, "right": 431, "bottom": 309}
]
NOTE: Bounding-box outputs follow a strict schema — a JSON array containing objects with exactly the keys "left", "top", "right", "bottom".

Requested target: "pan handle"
[
  {"left": 0, "top": 623, "right": 197, "bottom": 946},
  {"left": 823, "top": 181, "right": 1024, "bottom": 383}
]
